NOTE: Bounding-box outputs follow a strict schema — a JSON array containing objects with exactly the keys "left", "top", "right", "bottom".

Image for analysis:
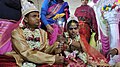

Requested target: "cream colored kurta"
[{"left": 5, "top": 27, "right": 58, "bottom": 66}]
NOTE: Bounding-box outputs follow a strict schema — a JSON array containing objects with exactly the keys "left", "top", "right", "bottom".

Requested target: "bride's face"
[{"left": 68, "top": 23, "right": 79, "bottom": 39}]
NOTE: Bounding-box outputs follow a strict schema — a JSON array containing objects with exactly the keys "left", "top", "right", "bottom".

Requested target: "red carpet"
[
  {"left": 0, "top": 55, "right": 17, "bottom": 67},
  {"left": 0, "top": 55, "right": 63, "bottom": 67}
]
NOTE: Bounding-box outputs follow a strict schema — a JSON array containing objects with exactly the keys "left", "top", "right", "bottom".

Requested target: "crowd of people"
[{"left": 0, "top": 0, "right": 120, "bottom": 67}]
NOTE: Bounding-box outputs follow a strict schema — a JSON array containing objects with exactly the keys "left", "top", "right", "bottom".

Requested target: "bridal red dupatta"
[{"left": 80, "top": 34, "right": 108, "bottom": 64}]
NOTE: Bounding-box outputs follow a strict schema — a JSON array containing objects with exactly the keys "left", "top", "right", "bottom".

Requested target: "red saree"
[
  {"left": 80, "top": 35, "right": 108, "bottom": 64},
  {"left": 79, "top": 21, "right": 91, "bottom": 42}
]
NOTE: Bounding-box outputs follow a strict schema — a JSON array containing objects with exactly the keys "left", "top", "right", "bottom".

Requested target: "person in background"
[
  {"left": 0, "top": 0, "right": 21, "bottom": 54},
  {"left": 74, "top": 0, "right": 98, "bottom": 46},
  {"left": 3, "top": 1, "right": 64, "bottom": 67},
  {"left": 41, "top": 0, "right": 70, "bottom": 45},
  {"left": 101, "top": 1, "right": 120, "bottom": 66}
]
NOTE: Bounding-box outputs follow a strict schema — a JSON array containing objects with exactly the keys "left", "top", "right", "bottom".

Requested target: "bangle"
[{"left": 69, "top": 38, "right": 72, "bottom": 45}]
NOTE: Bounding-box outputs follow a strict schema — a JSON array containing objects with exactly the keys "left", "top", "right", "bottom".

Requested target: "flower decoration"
[
  {"left": 64, "top": 50, "right": 87, "bottom": 63},
  {"left": 102, "top": 2, "right": 117, "bottom": 11},
  {"left": 22, "top": 62, "right": 36, "bottom": 67},
  {"left": 23, "top": 28, "right": 41, "bottom": 50}
]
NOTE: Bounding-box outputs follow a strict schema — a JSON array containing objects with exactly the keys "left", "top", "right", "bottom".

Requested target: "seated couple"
[{"left": 1, "top": 1, "right": 109, "bottom": 67}]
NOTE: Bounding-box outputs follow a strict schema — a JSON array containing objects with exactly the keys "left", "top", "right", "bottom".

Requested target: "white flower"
[
  {"left": 22, "top": 62, "right": 36, "bottom": 67},
  {"left": 23, "top": 28, "right": 41, "bottom": 50},
  {"left": 78, "top": 52, "right": 87, "bottom": 63}
]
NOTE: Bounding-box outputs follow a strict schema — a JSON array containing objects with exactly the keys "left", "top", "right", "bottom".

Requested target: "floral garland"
[
  {"left": 73, "top": 35, "right": 87, "bottom": 63},
  {"left": 22, "top": 62, "right": 36, "bottom": 67},
  {"left": 63, "top": 32, "right": 87, "bottom": 64},
  {"left": 23, "top": 28, "right": 41, "bottom": 50}
]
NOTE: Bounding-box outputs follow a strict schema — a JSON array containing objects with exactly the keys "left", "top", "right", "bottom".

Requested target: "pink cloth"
[
  {"left": 0, "top": 40, "right": 12, "bottom": 54},
  {"left": 48, "top": 24, "right": 63, "bottom": 45},
  {"left": 100, "top": 29, "right": 110, "bottom": 58},
  {"left": 0, "top": 19, "right": 19, "bottom": 54}
]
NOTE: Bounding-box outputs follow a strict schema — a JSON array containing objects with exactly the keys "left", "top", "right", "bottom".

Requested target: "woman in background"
[
  {"left": 41, "top": 0, "right": 70, "bottom": 45},
  {"left": 74, "top": 0, "right": 98, "bottom": 45}
]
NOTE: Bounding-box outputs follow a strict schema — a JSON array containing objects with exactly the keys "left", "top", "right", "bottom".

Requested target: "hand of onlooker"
[
  {"left": 55, "top": 55, "right": 64, "bottom": 64},
  {"left": 46, "top": 24, "right": 54, "bottom": 34},
  {"left": 107, "top": 48, "right": 118, "bottom": 58}
]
